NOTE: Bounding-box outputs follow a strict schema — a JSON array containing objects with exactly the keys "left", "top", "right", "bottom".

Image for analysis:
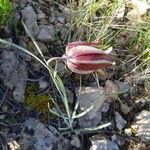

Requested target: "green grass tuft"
[{"left": 0, "top": 0, "right": 13, "bottom": 29}]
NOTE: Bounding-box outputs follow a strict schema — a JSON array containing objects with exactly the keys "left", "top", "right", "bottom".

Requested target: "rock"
[
  {"left": 15, "top": 11, "right": 21, "bottom": 21},
  {"left": 22, "top": 6, "right": 39, "bottom": 36},
  {"left": 39, "top": 19, "right": 49, "bottom": 25},
  {"left": 130, "top": 110, "right": 150, "bottom": 141},
  {"left": 35, "top": 79, "right": 50, "bottom": 95},
  {"left": 38, "top": 0, "right": 48, "bottom": 5},
  {"left": 101, "top": 102, "right": 110, "bottom": 113},
  {"left": 49, "top": 15, "right": 55, "bottom": 23},
  {"left": 7, "top": 140, "right": 20, "bottom": 150},
  {"left": 115, "top": 81, "right": 130, "bottom": 95},
  {"left": 125, "top": 128, "right": 132, "bottom": 136},
  {"left": 135, "top": 97, "right": 146, "bottom": 107},
  {"left": 127, "top": 0, "right": 150, "bottom": 23},
  {"left": 66, "top": 88, "right": 74, "bottom": 104},
  {"left": 76, "top": 87, "right": 106, "bottom": 128},
  {"left": 37, "top": 10, "right": 46, "bottom": 20},
  {"left": 120, "top": 103, "right": 131, "bottom": 114},
  {"left": 111, "top": 134, "right": 124, "bottom": 146},
  {"left": 90, "top": 137, "right": 119, "bottom": 150},
  {"left": 145, "top": 79, "right": 150, "bottom": 99},
  {"left": 59, "top": 26, "right": 68, "bottom": 40},
  {"left": 57, "top": 16, "right": 65, "bottom": 24},
  {"left": 0, "top": 50, "right": 28, "bottom": 103},
  {"left": 19, "top": 37, "right": 28, "bottom": 49},
  {"left": 65, "top": 23, "right": 71, "bottom": 28},
  {"left": 19, "top": 0, "right": 28, "bottom": 8},
  {"left": 0, "top": 89, "right": 4, "bottom": 105},
  {"left": 37, "top": 25, "right": 55, "bottom": 42},
  {"left": 0, "top": 115, "right": 5, "bottom": 119},
  {"left": 59, "top": 5, "right": 71, "bottom": 22},
  {"left": 56, "top": 61, "right": 66, "bottom": 77},
  {"left": 7, "top": 118, "right": 71, "bottom": 150},
  {"left": 19, "top": 37, "right": 34, "bottom": 62},
  {"left": 70, "top": 135, "right": 81, "bottom": 148},
  {"left": 115, "top": 112, "right": 127, "bottom": 130},
  {"left": 0, "top": 133, "right": 7, "bottom": 150},
  {"left": 115, "top": 3, "right": 125, "bottom": 20},
  {"left": 38, "top": 80, "right": 49, "bottom": 91},
  {"left": 130, "top": 84, "right": 138, "bottom": 96},
  {"left": 127, "top": 9, "right": 141, "bottom": 23},
  {"left": 105, "top": 80, "right": 118, "bottom": 101}
]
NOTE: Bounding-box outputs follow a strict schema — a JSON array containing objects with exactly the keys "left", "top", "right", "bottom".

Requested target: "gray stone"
[
  {"left": 19, "top": 37, "right": 33, "bottom": 62},
  {"left": 37, "top": 10, "right": 46, "bottom": 20},
  {"left": 145, "top": 79, "right": 150, "bottom": 99},
  {"left": 66, "top": 88, "right": 74, "bottom": 104},
  {"left": 120, "top": 103, "right": 131, "bottom": 114},
  {"left": 0, "top": 114, "right": 5, "bottom": 119},
  {"left": 19, "top": 118, "right": 71, "bottom": 150},
  {"left": 90, "top": 137, "right": 119, "bottom": 150},
  {"left": 7, "top": 140, "right": 20, "bottom": 150},
  {"left": 125, "top": 128, "right": 132, "bottom": 136},
  {"left": 130, "top": 110, "right": 150, "bottom": 141},
  {"left": 19, "top": 0, "right": 28, "bottom": 8},
  {"left": 22, "top": 6, "right": 39, "bottom": 36},
  {"left": 70, "top": 135, "right": 81, "bottom": 148},
  {"left": 59, "top": 5, "right": 71, "bottom": 22},
  {"left": 115, "top": 81, "right": 130, "bottom": 94},
  {"left": 0, "top": 50, "right": 28, "bottom": 103},
  {"left": 76, "top": 87, "right": 106, "bottom": 128},
  {"left": 115, "top": 3, "right": 125, "bottom": 20},
  {"left": 37, "top": 25, "right": 55, "bottom": 42},
  {"left": 57, "top": 16, "right": 65, "bottom": 24},
  {"left": 135, "top": 97, "right": 146, "bottom": 107},
  {"left": 115, "top": 112, "right": 127, "bottom": 130},
  {"left": 111, "top": 134, "right": 125, "bottom": 146},
  {"left": 39, "top": 19, "right": 49, "bottom": 25},
  {"left": 49, "top": 15, "right": 55, "bottom": 23},
  {"left": 105, "top": 80, "right": 118, "bottom": 101},
  {"left": 56, "top": 61, "right": 67, "bottom": 77},
  {"left": 101, "top": 102, "right": 110, "bottom": 113}
]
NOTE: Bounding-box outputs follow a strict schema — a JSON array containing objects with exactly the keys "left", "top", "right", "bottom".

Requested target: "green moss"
[{"left": 25, "top": 83, "right": 53, "bottom": 112}]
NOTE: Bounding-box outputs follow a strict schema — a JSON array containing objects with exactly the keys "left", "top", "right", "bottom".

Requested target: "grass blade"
[{"left": 72, "top": 103, "right": 95, "bottom": 119}]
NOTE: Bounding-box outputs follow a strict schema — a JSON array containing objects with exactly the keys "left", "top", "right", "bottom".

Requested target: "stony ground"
[{"left": 0, "top": 0, "right": 150, "bottom": 150}]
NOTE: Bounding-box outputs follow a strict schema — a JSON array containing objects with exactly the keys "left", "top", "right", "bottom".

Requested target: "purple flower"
[{"left": 63, "top": 40, "right": 115, "bottom": 74}]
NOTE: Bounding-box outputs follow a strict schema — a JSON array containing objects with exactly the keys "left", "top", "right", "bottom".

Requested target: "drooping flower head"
[{"left": 63, "top": 40, "right": 115, "bottom": 74}]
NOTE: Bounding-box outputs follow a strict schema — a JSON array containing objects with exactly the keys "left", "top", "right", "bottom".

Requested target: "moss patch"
[{"left": 25, "top": 83, "right": 53, "bottom": 112}]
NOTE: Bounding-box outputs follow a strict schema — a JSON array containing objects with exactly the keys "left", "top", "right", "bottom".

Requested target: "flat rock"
[
  {"left": 0, "top": 50, "right": 28, "bottom": 103},
  {"left": 37, "top": 10, "right": 46, "bottom": 20},
  {"left": 127, "top": 0, "right": 150, "bottom": 23},
  {"left": 90, "top": 137, "right": 119, "bottom": 150},
  {"left": 37, "top": 25, "right": 55, "bottom": 42},
  {"left": 7, "top": 118, "right": 71, "bottom": 150},
  {"left": 115, "top": 81, "right": 130, "bottom": 95},
  {"left": 105, "top": 80, "right": 118, "bottom": 101},
  {"left": 76, "top": 87, "right": 106, "bottom": 128},
  {"left": 57, "top": 16, "right": 65, "bottom": 24},
  {"left": 22, "top": 6, "right": 39, "bottom": 36},
  {"left": 130, "top": 110, "right": 150, "bottom": 141},
  {"left": 115, "top": 112, "right": 127, "bottom": 130}
]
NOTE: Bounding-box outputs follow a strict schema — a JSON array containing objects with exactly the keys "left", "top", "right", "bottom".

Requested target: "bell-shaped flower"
[
  {"left": 62, "top": 41, "right": 115, "bottom": 74},
  {"left": 46, "top": 40, "right": 115, "bottom": 74}
]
